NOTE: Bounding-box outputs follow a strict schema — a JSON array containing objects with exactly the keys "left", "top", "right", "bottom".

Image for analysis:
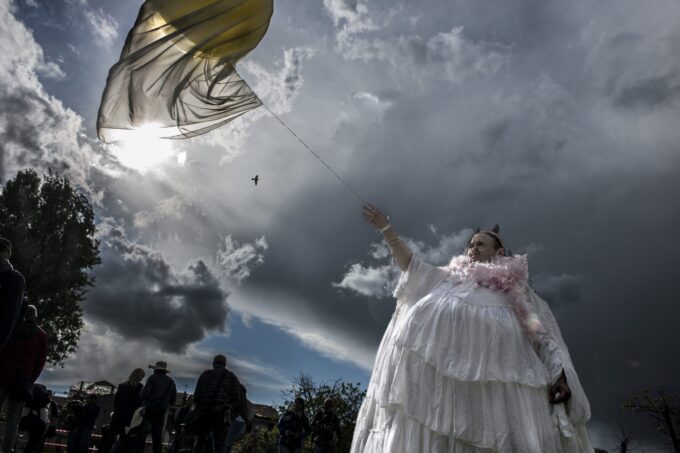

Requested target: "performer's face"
[{"left": 467, "top": 233, "right": 502, "bottom": 262}]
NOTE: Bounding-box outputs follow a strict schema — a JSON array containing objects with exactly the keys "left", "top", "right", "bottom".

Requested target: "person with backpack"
[
  {"left": 0, "top": 237, "right": 25, "bottom": 352},
  {"left": 0, "top": 305, "right": 47, "bottom": 453},
  {"left": 192, "top": 355, "right": 242, "bottom": 453},
  {"left": 137, "top": 361, "right": 176, "bottom": 453}
]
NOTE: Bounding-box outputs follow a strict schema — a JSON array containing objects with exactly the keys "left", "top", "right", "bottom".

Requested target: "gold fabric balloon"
[
  {"left": 150, "top": 0, "right": 272, "bottom": 59},
  {"left": 97, "top": 0, "right": 274, "bottom": 142}
]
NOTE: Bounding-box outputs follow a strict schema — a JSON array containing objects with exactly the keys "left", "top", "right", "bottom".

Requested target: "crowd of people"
[
  {"left": 277, "top": 397, "right": 340, "bottom": 453},
  {"left": 1, "top": 235, "right": 344, "bottom": 453}
]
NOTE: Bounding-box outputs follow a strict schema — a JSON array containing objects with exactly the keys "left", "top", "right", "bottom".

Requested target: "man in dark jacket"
[
  {"left": 311, "top": 398, "right": 341, "bottom": 453},
  {"left": 138, "top": 362, "right": 176, "bottom": 453},
  {"left": 0, "top": 237, "right": 25, "bottom": 351},
  {"left": 0, "top": 305, "right": 48, "bottom": 453},
  {"left": 193, "top": 355, "right": 242, "bottom": 453},
  {"left": 278, "top": 397, "right": 310, "bottom": 453}
]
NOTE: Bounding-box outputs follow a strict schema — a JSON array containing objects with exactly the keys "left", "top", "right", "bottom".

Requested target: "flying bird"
[{"left": 251, "top": 175, "right": 259, "bottom": 186}]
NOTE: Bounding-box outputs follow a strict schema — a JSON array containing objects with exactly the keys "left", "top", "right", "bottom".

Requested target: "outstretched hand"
[
  {"left": 548, "top": 370, "right": 572, "bottom": 404},
  {"left": 362, "top": 204, "right": 389, "bottom": 229}
]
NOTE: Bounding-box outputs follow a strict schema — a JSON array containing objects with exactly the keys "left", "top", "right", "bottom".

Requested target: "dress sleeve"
[
  {"left": 527, "top": 287, "right": 591, "bottom": 426},
  {"left": 393, "top": 255, "right": 449, "bottom": 306}
]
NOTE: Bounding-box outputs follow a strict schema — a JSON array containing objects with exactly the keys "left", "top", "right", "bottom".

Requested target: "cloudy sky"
[{"left": 2, "top": 0, "right": 679, "bottom": 450}]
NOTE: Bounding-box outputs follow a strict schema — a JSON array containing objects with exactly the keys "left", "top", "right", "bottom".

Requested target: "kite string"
[{"left": 258, "top": 101, "right": 368, "bottom": 205}]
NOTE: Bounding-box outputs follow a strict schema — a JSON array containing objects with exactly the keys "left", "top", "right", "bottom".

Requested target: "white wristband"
[{"left": 379, "top": 223, "right": 392, "bottom": 233}]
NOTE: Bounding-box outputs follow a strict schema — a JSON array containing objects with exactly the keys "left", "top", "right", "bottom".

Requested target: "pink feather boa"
[{"left": 446, "top": 254, "right": 544, "bottom": 343}]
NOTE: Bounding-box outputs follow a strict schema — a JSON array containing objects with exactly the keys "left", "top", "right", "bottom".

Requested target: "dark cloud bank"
[{"left": 84, "top": 221, "right": 229, "bottom": 353}]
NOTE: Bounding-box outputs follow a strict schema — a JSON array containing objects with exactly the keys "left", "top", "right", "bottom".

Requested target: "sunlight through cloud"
[{"left": 111, "top": 124, "right": 177, "bottom": 173}]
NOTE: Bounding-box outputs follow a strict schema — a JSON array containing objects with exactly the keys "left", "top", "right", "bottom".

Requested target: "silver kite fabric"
[{"left": 97, "top": 0, "right": 273, "bottom": 142}]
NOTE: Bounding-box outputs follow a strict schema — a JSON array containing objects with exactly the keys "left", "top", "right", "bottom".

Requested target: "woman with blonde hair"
[{"left": 108, "top": 368, "right": 146, "bottom": 451}]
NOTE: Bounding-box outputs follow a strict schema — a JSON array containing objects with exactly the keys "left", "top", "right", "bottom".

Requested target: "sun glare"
[{"left": 112, "top": 124, "right": 178, "bottom": 173}]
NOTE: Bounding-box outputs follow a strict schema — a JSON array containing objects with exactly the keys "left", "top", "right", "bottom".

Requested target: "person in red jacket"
[{"left": 0, "top": 305, "right": 48, "bottom": 453}]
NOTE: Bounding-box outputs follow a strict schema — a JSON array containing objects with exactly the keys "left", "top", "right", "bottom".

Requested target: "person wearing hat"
[
  {"left": 192, "top": 354, "right": 243, "bottom": 453},
  {"left": 138, "top": 361, "right": 176, "bottom": 453},
  {"left": 351, "top": 204, "right": 595, "bottom": 453}
]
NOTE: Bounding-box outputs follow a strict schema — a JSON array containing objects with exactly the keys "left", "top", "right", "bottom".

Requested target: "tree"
[
  {"left": 0, "top": 169, "right": 100, "bottom": 364},
  {"left": 623, "top": 387, "right": 680, "bottom": 452},
  {"left": 278, "top": 372, "right": 366, "bottom": 452},
  {"left": 610, "top": 421, "right": 639, "bottom": 452},
  {"left": 233, "top": 428, "right": 280, "bottom": 453}
]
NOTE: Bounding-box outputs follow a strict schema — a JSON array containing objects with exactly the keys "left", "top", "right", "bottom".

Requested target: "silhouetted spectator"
[
  {"left": 193, "top": 355, "right": 242, "bottom": 453},
  {"left": 20, "top": 384, "right": 53, "bottom": 453},
  {"left": 224, "top": 384, "right": 250, "bottom": 453},
  {"left": 311, "top": 398, "right": 341, "bottom": 453},
  {"left": 43, "top": 391, "right": 60, "bottom": 447},
  {"left": 67, "top": 394, "right": 100, "bottom": 453},
  {"left": 173, "top": 394, "right": 194, "bottom": 431},
  {"left": 97, "top": 425, "right": 115, "bottom": 453},
  {"left": 137, "top": 361, "right": 176, "bottom": 453},
  {"left": 278, "top": 397, "right": 310, "bottom": 453},
  {"left": 0, "top": 237, "right": 25, "bottom": 351},
  {"left": 110, "top": 369, "right": 145, "bottom": 442},
  {"left": 0, "top": 305, "right": 48, "bottom": 453},
  {"left": 167, "top": 395, "right": 195, "bottom": 453}
]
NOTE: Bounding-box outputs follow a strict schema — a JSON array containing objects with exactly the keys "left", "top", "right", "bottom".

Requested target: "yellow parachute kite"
[{"left": 97, "top": 0, "right": 274, "bottom": 142}]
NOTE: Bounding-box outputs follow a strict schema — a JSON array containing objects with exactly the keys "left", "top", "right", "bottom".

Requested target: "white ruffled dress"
[{"left": 351, "top": 255, "right": 594, "bottom": 453}]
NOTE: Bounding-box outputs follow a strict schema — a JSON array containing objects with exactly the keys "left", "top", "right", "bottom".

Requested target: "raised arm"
[{"left": 362, "top": 204, "right": 413, "bottom": 271}]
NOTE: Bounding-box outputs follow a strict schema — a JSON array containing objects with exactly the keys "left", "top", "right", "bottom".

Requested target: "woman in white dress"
[{"left": 351, "top": 204, "right": 594, "bottom": 453}]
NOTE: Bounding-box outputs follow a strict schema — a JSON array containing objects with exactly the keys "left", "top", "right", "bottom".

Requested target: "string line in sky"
[{"left": 258, "top": 100, "right": 368, "bottom": 205}]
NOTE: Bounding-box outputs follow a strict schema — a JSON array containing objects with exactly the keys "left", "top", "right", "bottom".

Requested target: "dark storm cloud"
[
  {"left": 84, "top": 221, "right": 230, "bottom": 353},
  {"left": 597, "top": 30, "right": 680, "bottom": 110},
  {"left": 611, "top": 72, "right": 680, "bottom": 109}
]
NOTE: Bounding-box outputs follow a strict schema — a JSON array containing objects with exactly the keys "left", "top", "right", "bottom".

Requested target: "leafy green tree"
[
  {"left": 233, "top": 427, "right": 280, "bottom": 453},
  {"left": 278, "top": 372, "right": 366, "bottom": 452},
  {"left": 0, "top": 169, "right": 100, "bottom": 364}
]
